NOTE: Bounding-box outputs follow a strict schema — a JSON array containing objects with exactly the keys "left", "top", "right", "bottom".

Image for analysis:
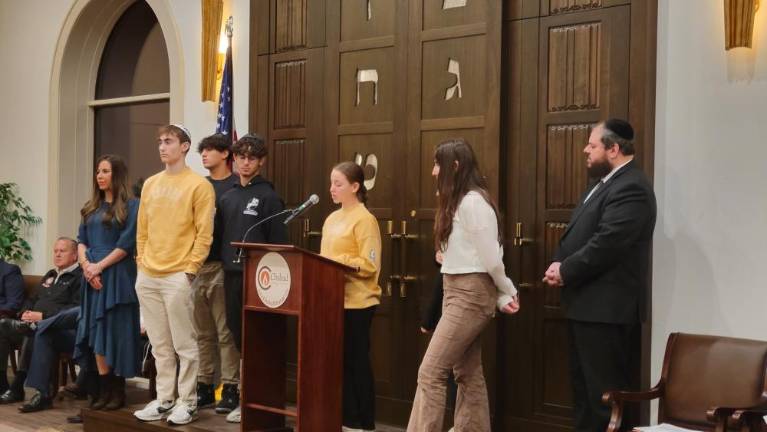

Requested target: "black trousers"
[
  {"left": 343, "top": 306, "right": 377, "bottom": 429},
  {"left": 223, "top": 271, "right": 244, "bottom": 352},
  {"left": 568, "top": 319, "right": 634, "bottom": 432},
  {"left": 0, "top": 320, "right": 33, "bottom": 375}
]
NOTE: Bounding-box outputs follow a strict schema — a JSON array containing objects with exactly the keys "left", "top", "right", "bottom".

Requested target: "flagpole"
[{"left": 226, "top": 16, "right": 235, "bottom": 141}]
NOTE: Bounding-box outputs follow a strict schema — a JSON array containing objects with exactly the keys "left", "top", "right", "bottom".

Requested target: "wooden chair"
[
  {"left": 603, "top": 332, "right": 767, "bottom": 432},
  {"left": 8, "top": 275, "right": 77, "bottom": 397}
]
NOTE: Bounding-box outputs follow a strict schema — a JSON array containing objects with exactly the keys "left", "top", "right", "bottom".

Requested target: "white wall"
[
  {"left": 653, "top": 0, "right": 767, "bottom": 397},
  {"left": 0, "top": 0, "right": 73, "bottom": 274},
  {"left": 0, "top": 0, "right": 249, "bottom": 273}
]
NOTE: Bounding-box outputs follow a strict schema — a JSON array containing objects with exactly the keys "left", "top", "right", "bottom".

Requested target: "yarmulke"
[
  {"left": 604, "top": 118, "right": 634, "bottom": 140},
  {"left": 170, "top": 124, "right": 192, "bottom": 142}
]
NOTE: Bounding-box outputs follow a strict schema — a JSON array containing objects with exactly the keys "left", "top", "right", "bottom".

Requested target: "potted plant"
[{"left": 0, "top": 183, "right": 42, "bottom": 263}]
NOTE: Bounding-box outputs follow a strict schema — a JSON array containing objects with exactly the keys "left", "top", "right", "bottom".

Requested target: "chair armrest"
[
  {"left": 707, "top": 405, "right": 767, "bottom": 432},
  {"left": 603, "top": 387, "right": 663, "bottom": 404},
  {"left": 602, "top": 387, "right": 663, "bottom": 432},
  {"left": 731, "top": 407, "right": 767, "bottom": 432}
]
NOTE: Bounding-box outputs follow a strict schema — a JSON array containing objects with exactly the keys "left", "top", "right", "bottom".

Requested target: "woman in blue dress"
[{"left": 75, "top": 154, "right": 141, "bottom": 410}]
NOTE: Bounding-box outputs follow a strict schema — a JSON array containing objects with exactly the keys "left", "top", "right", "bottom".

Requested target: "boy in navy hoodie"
[{"left": 216, "top": 133, "right": 288, "bottom": 423}]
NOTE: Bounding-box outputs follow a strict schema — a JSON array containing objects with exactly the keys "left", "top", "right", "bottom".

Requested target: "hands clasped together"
[{"left": 82, "top": 260, "right": 104, "bottom": 290}]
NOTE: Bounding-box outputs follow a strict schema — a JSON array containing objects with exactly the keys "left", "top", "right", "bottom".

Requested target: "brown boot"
[
  {"left": 104, "top": 376, "right": 125, "bottom": 410},
  {"left": 90, "top": 374, "right": 112, "bottom": 410}
]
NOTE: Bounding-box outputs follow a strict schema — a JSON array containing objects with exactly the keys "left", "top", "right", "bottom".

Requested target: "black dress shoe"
[
  {"left": 0, "top": 388, "right": 24, "bottom": 404},
  {"left": 67, "top": 414, "right": 83, "bottom": 424},
  {"left": 18, "top": 392, "right": 52, "bottom": 413}
]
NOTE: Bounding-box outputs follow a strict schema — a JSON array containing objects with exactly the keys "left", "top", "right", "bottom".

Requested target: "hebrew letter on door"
[
  {"left": 443, "top": 0, "right": 468, "bottom": 10},
  {"left": 353, "top": 152, "right": 379, "bottom": 190},
  {"left": 356, "top": 69, "right": 379, "bottom": 106},
  {"left": 445, "top": 58, "right": 463, "bottom": 100}
]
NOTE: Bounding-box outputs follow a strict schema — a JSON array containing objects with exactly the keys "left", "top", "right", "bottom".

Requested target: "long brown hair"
[
  {"left": 332, "top": 161, "right": 368, "bottom": 205},
  {"left": 80, "top": 155, "right": 131, "bottom": 227},
  {"left": 433, "top": 138, "right": 500, "bottom": 251}
]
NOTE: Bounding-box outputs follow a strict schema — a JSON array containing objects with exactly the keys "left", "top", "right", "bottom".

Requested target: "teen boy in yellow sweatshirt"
[{"left": 133, "top": 124, "right": 215, "bottom": 426}]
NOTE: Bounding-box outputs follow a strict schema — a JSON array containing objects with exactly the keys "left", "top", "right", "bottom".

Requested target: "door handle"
[
  {"left": 385, "top": 274, "right": 401, "bottom": 297},
  {"left": 512, "top": 222, "right": 534, "bottom": 247},
  {"left": 387, "top": 220, "right": 402, "bottom": 240},
  {"left": 401, "top": 221, "right": 418, "bottom": 240}
]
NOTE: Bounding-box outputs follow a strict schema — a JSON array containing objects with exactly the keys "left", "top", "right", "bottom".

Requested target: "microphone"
[
  {"left": 283, "top": 194, "right": 319, "bottom": 225},
  {"left": 233, "top": 208, "right": 293, "bottom": 264}
]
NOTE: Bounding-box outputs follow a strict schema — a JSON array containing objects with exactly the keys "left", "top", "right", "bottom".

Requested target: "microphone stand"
[{"left": 233, "top": 208, "right": 293, "bottom": 264}]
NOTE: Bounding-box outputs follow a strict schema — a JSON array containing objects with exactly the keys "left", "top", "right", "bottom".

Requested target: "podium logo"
[{"left": 255, "top": 252, "right": 291, "bottom": 308}]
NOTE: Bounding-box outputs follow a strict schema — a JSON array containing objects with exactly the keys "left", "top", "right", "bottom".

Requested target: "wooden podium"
[{"left": 234, "top": 243, "right": 354, "bottom": 432}]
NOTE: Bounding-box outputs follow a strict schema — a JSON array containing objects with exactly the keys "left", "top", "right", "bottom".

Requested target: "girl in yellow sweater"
[{"left": 320, "top": 161, "right": 381, "bottom": 432}]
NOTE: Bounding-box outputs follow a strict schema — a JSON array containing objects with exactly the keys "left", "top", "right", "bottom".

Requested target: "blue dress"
[{"left": 74, "top": 198, "right": 141, "bottom": 378}]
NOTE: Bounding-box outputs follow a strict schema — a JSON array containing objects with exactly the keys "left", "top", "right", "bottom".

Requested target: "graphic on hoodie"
[{"left": 244, "top": 198, "right": 260, "bottom": 216}]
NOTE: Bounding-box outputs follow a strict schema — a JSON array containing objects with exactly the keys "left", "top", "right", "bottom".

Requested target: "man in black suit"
[
  {"left": 543, "top": 119, "right": 657, "bottom": 432},
  {"left": 0, "top": 258, "right": 24, "bottom": 319}
]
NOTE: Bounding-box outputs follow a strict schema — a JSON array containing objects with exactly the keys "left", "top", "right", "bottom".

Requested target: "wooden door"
[
  {"left": 250, "top": 0, "right": 655, "bottom": 430},
  {"left": 402, "top": 0, "right": 504, "bottom": 426},
  {"left": 324, "top": 0, "right": 411, "bottom": 422},
  {"left": 500, "top": 1, "right": 655, "bottom": 431}
]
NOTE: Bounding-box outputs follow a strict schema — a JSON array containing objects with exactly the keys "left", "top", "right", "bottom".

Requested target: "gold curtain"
[
  {"left": 202, "top": 0, "right": 224, "bottom": 101},
  {"left": 724, "top": 0, "right": 760, "bottom": 50}
]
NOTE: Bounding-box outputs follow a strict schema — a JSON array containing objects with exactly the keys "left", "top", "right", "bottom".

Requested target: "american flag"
[{"left": 216, "top": 42, "right": 236, "bottom": 142}]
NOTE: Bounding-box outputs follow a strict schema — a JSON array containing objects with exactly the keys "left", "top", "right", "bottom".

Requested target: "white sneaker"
[
  {"left": 166, "top": 401, "right": 198, "bottom": 425},
  {"left": 133, "top": 399, "right": 175, "bottom": 422},
  {"left": 226, "top": 405, "right": 241, "bottom": 423}
]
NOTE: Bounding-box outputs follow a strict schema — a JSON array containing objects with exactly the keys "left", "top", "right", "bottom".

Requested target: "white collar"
[
  {"left": 56, "top": 262, "right": 79, "bottom": 275},
  {"left": 601, "top": 157, "right": 633, "bottom": 183}
]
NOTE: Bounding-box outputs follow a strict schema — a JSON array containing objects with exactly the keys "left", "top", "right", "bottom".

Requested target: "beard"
[{"left": 587, "top": 158, "right": 612, "bottom": 179}]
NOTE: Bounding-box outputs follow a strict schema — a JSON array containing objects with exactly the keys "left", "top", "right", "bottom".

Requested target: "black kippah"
[{"left": 604, "top": 118, "right": 634, "bottom": 140}]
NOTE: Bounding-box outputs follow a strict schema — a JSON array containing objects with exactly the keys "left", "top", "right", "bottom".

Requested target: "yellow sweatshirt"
[
  {"left": 136, "top": 167, "right": 215, "bottom": 277},
  {"left": 321, "top": 203, "right": 382, "bottom": 309}
]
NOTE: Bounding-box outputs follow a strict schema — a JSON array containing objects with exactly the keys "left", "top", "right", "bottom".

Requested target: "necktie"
[{"left": 583, "top": 180, "right": 603, "bottom": 203}]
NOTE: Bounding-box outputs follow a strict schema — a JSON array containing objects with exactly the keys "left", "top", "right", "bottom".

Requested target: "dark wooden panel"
[
  {"left": 274, "top": 60, "right": 306, "bottom": 129},
  {"left": 339, "top": 47, "right": 396, "bottom": 125},
  {"left": 338, "top": 134, "right": 393, "bottom": 209},
  {"left": 421, "top": 35, "right": 487, "bottom": 120},
  {"left": 272, "top": 138, "right": 304, "bottom": 259},
  {"left": 548, "top": 0, "right": 602, "bottom": 15},
  {"left": 539, "top": 319, "right": 572, "bottom": 415},
  {"left": 275, "top": 0, "right": 307, "bottom": 52},
  {"left": 505, "top": 0, "right": 544, "bottom": 20},
  {"left": 547, "top": 22, "right": 601, "bottom": 112},
  {"left": 422, "top": 0, "right": 485, "bottom": 30},
  {"left": 341, "top": 0, "right": 395, "bottom": 41},
  {"left": 546, "top": 124, "right": 591, "bottom": 209},
  {"left": 253, "top": 0, "right": 271, "bottom": 55}
]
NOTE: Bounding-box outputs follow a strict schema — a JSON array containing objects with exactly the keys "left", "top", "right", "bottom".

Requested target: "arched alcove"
[{"left": 47, "top": 0, "right": 184, "bottom": 243}]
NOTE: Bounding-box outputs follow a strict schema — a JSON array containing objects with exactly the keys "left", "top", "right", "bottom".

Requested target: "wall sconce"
[
  {"left": 725, "top": 0, "right": 760, "bottom": 50},
  {"left": 215, "top": 17, "right": 233, "bottom": 100},
  {"left": 216, "top": 31, "right": 228, "bottom": 82}
]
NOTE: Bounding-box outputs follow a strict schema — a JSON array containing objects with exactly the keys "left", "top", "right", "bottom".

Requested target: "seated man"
[
  {"left": 0, "top": 237, "right": 82, "bottom": 403},
  {"left": 0, "top": 258, "right": 23, "bottom": 319},
  {"left": 18, "top": 306, "right": 96, "bottom": 413}
]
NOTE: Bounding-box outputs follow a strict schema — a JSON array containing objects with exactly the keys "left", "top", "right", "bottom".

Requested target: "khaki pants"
[
  {"left": 407, "top": 273, "right": 496, "bottom": 432},
  {"left": 136, "top": 270, "right": 198, "bottom": 406},
  {"left": 192, "top": 261, "right": 240, "bottom": 385}
]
